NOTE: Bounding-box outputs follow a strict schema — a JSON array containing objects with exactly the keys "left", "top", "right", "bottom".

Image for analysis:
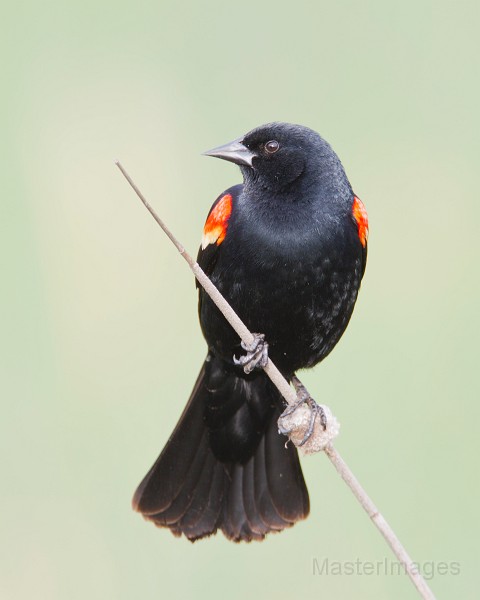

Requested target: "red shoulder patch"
[
  {"left": 352, "top": 195, "right": 369, "bottom": 247},
  {"left": 202, "top": 194, "right": 233, "bottom": 250}
]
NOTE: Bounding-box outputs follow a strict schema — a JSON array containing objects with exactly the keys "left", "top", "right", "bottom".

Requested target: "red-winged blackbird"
[{"left": 133, "top": 122, "right": 368, "bottom": 542}]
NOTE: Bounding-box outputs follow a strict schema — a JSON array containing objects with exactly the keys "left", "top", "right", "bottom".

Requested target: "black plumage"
[{"left": 133, "top": 122, "right": 368, "bottom": 541}]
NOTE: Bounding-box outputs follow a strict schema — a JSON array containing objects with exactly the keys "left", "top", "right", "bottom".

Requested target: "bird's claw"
[
  {"left": 233, "top": 333, "right": 269, "bottom": 374},
  {"left": 279, "top": 376, "right": 327, "bottom": 446}
]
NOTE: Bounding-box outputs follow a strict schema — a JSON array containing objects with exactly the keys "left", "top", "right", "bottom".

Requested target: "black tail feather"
[
  {"left": 132, "top": 365, "right": 208, "bottom": 517},
  {"left": 264, "top": 412, "right": 310, "bottom": 521},
  {"left": 133, "top": 356, "right": 309, "bottom": 542},
  {"left": 252, "top": 423, "right": 297, "bottom": 531},
  {"left": 242, "top": 456, "right": 271, "bottom": 537}
]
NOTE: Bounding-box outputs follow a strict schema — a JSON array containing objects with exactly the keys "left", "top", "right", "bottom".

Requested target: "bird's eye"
[{"left": 264, "top": 140, "right": 280, "bottom": 154}]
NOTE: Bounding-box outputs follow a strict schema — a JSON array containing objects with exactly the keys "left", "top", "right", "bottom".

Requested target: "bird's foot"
[
  {"left": 279, "top": 376, "right": 327, "bottom": 446},
  {"left": 233, "top": 333, "right": 269, "bottom": 374}
]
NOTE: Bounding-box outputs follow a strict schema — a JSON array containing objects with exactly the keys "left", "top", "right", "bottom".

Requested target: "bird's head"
[{"left": 203, "top": 122, "right": 338, "bottom": 193}]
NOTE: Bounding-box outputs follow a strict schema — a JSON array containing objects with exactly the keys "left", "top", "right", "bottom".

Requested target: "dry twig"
[{"left": 116, "top": 160, "right": 436, "bottom": 600}]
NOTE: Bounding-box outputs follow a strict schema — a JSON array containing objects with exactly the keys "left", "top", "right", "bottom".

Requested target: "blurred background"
[{"left": 1, "top": 1, "right": 478, "bottom": 598}]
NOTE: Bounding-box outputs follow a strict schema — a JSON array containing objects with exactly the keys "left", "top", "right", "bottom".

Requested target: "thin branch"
[
  {"left": 115, "top": 160, "right": 436, "bottom": 600},
  {"left": 324, "top": 445, "right": 436, "bottom": 599}
]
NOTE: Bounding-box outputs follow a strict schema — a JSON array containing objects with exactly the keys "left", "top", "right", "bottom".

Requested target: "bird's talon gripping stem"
[
  {"left": 233, "top": 333, "right": 269, "bottom": 374},
  {"left": 280, "top": 375, "right": 327, "bottom": 446}
]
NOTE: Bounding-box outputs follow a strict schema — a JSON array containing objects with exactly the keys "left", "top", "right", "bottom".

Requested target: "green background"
[{"left": 1, "top": 1, "right": 478, "bottom": 598}]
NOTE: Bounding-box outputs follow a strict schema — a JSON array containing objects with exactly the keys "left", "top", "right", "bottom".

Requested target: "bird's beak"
[{"left": 202, "top": 137, "right": 256, "bottom": 168}]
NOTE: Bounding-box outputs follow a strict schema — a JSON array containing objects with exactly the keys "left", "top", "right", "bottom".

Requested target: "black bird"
[{"left": 133, "top": 122, "right": 368, "bottom": 542}]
